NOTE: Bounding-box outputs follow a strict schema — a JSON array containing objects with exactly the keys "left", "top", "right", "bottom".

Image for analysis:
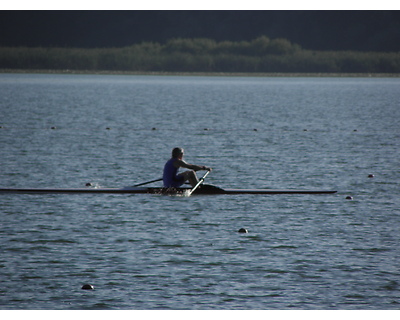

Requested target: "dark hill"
[{"left": 1, "top": 11, "right": 399, "bottom": 52}]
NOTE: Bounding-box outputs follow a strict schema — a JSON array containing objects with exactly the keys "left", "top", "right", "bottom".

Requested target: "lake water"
[{"left": 0, "top": 74, "right": 399, "bottom": 310}]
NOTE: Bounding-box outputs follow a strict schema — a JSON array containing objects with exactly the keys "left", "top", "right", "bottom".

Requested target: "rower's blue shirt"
[{"left": 163, "top": 158, "right": 184, "bottom": 187}]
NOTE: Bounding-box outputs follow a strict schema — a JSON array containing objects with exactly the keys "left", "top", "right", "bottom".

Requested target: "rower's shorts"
[{"left": 170, "top": 175, "right": 185, "bottom": 188}]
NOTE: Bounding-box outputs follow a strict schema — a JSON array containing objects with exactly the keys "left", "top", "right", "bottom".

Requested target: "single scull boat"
[
  {"left": 0, "top": 171, "right": 336, "bottom": 195},
  {"left": 0, "top": 184, "right": 337, "bottom": 195}
]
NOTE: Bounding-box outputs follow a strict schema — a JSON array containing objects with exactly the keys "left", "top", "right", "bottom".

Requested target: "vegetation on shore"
[{"left": 1, "top": 36, "right": 399, "bottom": 74}]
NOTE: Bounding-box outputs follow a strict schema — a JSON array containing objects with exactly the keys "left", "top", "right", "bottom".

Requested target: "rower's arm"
[{"left": 176, "top": 159, "right": 211, "bottom": 171}]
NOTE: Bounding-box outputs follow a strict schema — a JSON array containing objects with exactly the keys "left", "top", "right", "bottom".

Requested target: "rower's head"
[{"left": 172, "top": 147, "right": 184, "bottom": 159}]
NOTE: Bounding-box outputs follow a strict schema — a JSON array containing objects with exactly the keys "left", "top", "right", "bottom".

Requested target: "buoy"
[
  {"left": 85, "top": 182, "right": 92, "bottom": 187},
  {"left": 152, "top": 127, "right": 157, "bottom": 130},
  {"left": 238, "top": 228, "right": 248, "bottom": 233},
  {"left": 81, "top": 284, "right": 94, "bottom": 290},
  {"left": 368, "top": 174, "right": 374, "bottom": 178},
  {"left": 346, "top": 196, "right": 353, "bottom": 200},
  {"left": 51, "top": 126, "right": 56, "bottom": 129}
]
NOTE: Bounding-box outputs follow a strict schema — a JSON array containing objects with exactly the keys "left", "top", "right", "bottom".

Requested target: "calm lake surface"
[{"left": 0, "top": 74, "right": 399, "bottom": 310}]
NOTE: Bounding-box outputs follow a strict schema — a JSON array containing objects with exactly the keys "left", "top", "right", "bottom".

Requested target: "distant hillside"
[
  {"left": 1, "top": 11, "right": 400, "bottom": 52},
  {"left": 1, "top": 37, "right": 399, "bottom": 73}
]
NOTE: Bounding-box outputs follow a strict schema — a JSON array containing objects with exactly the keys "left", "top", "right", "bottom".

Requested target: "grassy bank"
[{"left": 1, "top": 69, "right": 399, "bottom": 78}]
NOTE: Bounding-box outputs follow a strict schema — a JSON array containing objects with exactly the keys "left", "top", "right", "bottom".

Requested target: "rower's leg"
[
  {"left": 179, "top": 170, "right": 199, "bottom": 187},
  {"left": 188, "top": 170, "right": 199, "bottom": 187}
]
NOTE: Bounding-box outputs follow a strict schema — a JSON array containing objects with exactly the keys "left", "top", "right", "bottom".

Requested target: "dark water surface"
[{"left": 1, "top": 74, "right": 399, "bottom": 309}]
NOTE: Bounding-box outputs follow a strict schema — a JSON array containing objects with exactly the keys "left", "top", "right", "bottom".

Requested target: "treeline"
[{"left": 1, "top": 36, "right": 400, "bottom": 73}]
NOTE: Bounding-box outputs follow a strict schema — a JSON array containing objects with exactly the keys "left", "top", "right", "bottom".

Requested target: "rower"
[{"left": 163, "top": 147, "right": 212, "bottom": 188}]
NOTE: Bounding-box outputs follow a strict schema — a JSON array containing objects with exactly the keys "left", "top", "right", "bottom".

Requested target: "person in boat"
[{"left": 163, "top": 147, "right": 212, "bottom": 188}]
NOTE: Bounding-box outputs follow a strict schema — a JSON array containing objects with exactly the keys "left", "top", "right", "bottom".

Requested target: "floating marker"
[
  {"left": 346, "top": 196, "right": 353, "bottom": 200},
  {"left": 238, "top": 228, "right": 248, "bottom": 233},
  {"left": 81, "top": 284, "right": 94, "bottom": 290},
  {"left": 368, "top": 174, "right": 374, "bottom": 178}
]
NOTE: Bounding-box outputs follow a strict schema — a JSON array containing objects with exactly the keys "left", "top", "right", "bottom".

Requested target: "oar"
[
  {"left": 189, "top": 170, "right": 210, "bottom": 196},
  {"left": 132, "top": 178, "right": 163, "bottom": 187}
]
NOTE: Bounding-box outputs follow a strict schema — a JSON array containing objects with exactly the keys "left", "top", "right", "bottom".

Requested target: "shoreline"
[{"left": 1, "top": 69, "right": 400, "bottom": 78}]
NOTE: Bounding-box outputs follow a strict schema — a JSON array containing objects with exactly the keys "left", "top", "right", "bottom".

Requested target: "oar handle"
[{"left": 189, "top": 170, "right": 210, "bottom": 195}]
